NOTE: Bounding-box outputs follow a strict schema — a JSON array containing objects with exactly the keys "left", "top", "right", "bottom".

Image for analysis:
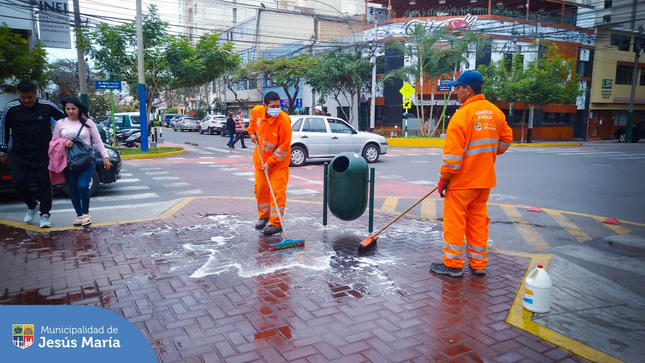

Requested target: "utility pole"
[
  {"left": 369, "top": 22, "right": 377, "bottom": 132},
  {"left": 73, "top": 0, "right": 88, "bottom": 106},
  {"left": 136, "top": 0, "right": 148, "bottom": 152},
  {"left": 626, "top": 26, "right": 644, "bottom": 143}
]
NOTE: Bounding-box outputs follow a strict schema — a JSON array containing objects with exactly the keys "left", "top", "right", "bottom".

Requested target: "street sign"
[
  {"left": 95, "top": 81, "right": 122, "bottom": 90},
  {"left": 437, "top": 79, "right": 452, "bottom": 92},
  {"left": 402, "top": 99, "right": 412, "bottom": 109},
  {"left": 280, "top": 98, "right": 302, "bottom": 108},
  {"left": 399, "top": 82, "right": 416, "bottom": 99}
]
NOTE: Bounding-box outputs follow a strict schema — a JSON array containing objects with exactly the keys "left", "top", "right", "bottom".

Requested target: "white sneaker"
[
  {"left": 24, "top": 203, "right": 39, "bottom": 223},
  {"left": 39, "top": 214, "right": 52, "bottom": 228}
]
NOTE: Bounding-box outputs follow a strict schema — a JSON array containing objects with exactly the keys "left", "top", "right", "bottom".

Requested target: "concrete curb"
[
  {"left": 119, "top": 149, "right": 187, "bottom": 159},
  {"left": 385, "top": 138, "right": 582, "bottom": 148}
]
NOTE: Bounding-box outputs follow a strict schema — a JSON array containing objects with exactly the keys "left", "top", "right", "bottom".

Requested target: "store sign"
[
  {"left": 601, "top": 79, "right": 612, "bottom": 100},
  {"left": 37, "top": 0, "right": 71, "bottom": 49}
]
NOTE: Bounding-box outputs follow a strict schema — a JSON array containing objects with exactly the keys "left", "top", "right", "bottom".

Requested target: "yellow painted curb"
[
  {"left": 504, "top": 252, "right": 621, "bottom": 363},
  {"left": 384, "top": 138, "right": 582, "bottom": 148},
  {"left": 120, "top": 149, "right": 186, "bottom": 159}
]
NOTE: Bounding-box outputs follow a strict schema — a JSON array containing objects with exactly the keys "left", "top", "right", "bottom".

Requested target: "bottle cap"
[{"left": 538, "top": 264, "right": 543, "bottom": 268}]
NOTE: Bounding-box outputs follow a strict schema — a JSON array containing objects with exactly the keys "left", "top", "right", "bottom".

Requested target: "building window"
[
  {"left": 610, "top": 34, "right": 631, "bottom": 51},
  {"left": 615, "top": 65, "right": 633, "bottom": 85},
  {"left": 233, "top": 8, "right": 237, "bottom": 23},
  {"left": 603, "top": 14, "right": 611, "bottom": 23},
  {"left": 640, "top": 68, "right": 645, "bottom": 86},
  {"left": 604, "top": 0, "right": 612, "bottom": 9}
]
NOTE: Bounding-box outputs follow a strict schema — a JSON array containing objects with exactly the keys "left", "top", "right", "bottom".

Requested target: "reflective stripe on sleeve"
[
  {"left": 442, "top": 161, "right": 461, "bottom": 170},
  {"left": 464, "top": 146, "right": 498, "bottom": 155}
]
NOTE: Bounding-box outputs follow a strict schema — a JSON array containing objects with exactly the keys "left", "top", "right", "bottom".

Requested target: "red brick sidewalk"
[{"left": 0, "top": 198, "right": 586, "bottom": 362}]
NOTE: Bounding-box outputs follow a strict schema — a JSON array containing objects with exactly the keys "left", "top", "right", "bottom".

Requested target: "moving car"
[
  {"left": 0, "top": 144, "right": 122, "bottom": 197},
  {"left": 173, "top": 117, "right": 199, "bottom": 132},
  {"left": 614, "top": 122, "right": 644, "bottom": 143},
  {"left": 199, "top": 114, "right": 227, "bottom": 134},
  {"left": 289, "top": 115, "right": 388, "bottom": 166}
]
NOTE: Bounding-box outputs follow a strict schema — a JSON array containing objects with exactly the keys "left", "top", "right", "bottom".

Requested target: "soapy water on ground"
[{"left": 146, "top": 213, "right": 444, "bottom": 297}]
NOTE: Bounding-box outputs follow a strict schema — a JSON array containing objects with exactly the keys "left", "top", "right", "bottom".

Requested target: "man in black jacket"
[{"left": 0, "top": 81, "right": 65, "bottom": 228}]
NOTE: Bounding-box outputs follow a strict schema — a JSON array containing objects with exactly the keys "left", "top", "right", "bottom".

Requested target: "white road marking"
[
  {"left": 164, "top": 182, "right": 191, "bottom": 187},
  {"left": 145, "top": 171, "right": 168, "bottom": 175},
  {"left": 174, "top": 189, "right": 203, "bottom": 195},
  {"left": 233, "top": 172, "right": 255, "bottom": 177},
  {"left": 153, "top": 176, "right": 180, "bottom": 181},
  {"left": 93, "top": 193, "right": 159, "bottom": 202},
  {"left": 287, "top": 189, "right": 318, "bottom": 195},
  {"left": 140, "top": 167, "right": 162, "bottom": 171},
  {"left": 106, "top": 185, "right": 150, "bottom": 191},
  {"left": 117, "top": 178, "right": 141, "bottom": 183},
  {"left": 409, "top": 180, "right": 434, "bottom": 185}
]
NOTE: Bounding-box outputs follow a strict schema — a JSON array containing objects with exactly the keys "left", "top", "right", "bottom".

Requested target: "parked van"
[
  {"left": 162, "top": 113, "right": 183, "bottom": 127},
  {"left": 111, "top": 112, "right": 152, "bottom": 131}
]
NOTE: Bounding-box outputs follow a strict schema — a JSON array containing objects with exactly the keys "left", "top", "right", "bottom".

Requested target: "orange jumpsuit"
[
  {"left": 247, "top": 105, "right": 292, "bottom": 228},
  {"left": 439, "top": 94, "right": 513, "bottom": 269}
]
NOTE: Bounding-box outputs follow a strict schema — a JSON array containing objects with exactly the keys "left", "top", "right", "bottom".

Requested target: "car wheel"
[
  {"left": 290, "top": 146, "right": 307, "bottom": 166},
  {"left": 618, "top": 133, "right": 626, "bottom": 143},
  {"left": 199, "top": 127, "right": 204, "bottom": 134},
  {"left": 208, "top": 127, "right": 214, "bottom": 135},
  {"left": 362, "top": 144, "right": 380, "bottom": 163}
]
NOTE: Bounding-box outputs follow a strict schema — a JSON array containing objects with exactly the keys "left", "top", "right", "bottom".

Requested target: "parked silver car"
[
  {"left": 173, "top": 116, "right": 199, "bottom": 132},
  {"left": 289, "top": 115, "right": 388, "bottom": 166},
  {"left": 199, "top": 114, "right": 227, "bottom": 134}
]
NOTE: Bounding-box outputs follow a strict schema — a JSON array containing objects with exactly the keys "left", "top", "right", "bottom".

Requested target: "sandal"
[
  {"left": 73, "top": 216, "right": 83, "bottom": 226},
  {"left": 81, "top": 214, "right": 92, "bottom": 226}
]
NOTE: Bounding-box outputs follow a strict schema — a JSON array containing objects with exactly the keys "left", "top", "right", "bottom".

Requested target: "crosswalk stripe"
[
  {"left": 174, "top": 190, "right": 203, "bottom": 195},
  {"left": 380, "top": 197, "right": 398, "bottom": 214},
  {"left": 500, "top": 205, "right": 550, "bottom": 251},
  {"left": 420, "top": 199, "right": 437, "bottom": 220},
  {"left": 117, "top": 178, "right": 141, "bottom": 183},
  {"left": 164, "top": 182, "right": 190, "bottom": 187},
  {"left": 545, "top": 210, "right": 592, "bottom": 243},
  {"left": 153, "top": 176, "right": 180, "bottom": 181},
  {"left": 591, "top": 216, "right": 631, "bottom": 235},
  {"left": 93, "top": 193, "right": 159, "bottom": 202}
]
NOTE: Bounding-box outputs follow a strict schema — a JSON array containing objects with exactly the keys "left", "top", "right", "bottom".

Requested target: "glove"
[{"left": 438, "top": 178, "right": 448, "bottom": 198}]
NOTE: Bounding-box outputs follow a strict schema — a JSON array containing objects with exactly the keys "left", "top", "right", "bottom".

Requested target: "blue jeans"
[
  {"left": 228, "top": 132, "right": 235, "bottom": 146},
  {"left": 64, "top": 160, "right": 95, "bottom": 216}
]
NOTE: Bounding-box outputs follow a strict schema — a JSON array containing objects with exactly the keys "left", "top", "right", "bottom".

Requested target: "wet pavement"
[{"left": 0, "top": 198, "right": 595, "bottom": 362}]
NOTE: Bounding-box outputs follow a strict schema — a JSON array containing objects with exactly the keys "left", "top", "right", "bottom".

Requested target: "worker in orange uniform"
[
  {"left": 430, "top": 70, "right": 513, "bottom": 277},
  {"left": 247, "top": 91, "right": 292, "bottom": 236}
]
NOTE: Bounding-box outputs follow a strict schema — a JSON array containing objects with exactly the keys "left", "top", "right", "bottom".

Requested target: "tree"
[
  {"left": 305, "top": 47, "right": 371, "bottom": 126},
  {"left": 246, "top": 55, "right": 311, "bottom": 114},
  {"left": 479, "top": 41, "right": 581, "bottom": 142},
  {"left": 0, "top": 25, "right": 49, "bottom": 92}
]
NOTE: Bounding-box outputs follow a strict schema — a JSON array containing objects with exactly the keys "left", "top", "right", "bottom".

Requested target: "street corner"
[{"left": 0, "top": 196, "right": 585, "bottom": 361}]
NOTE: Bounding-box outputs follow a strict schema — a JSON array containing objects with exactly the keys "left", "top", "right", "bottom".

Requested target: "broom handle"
[
  {"left": 373, "top": 186, "right": 438, "bottom": 236},
  {"left": 256, "top": 142, "right": 288, "bottom": 239}
]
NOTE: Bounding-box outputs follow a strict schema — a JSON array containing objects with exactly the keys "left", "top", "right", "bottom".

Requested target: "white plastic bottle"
[{"left": 523, "top": 264, "right": 553, "bottom": 313}]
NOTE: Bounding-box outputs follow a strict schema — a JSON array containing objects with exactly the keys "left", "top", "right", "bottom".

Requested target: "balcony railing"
[{"left": 400, "top": 6, "right": 577, "bottom": 26}]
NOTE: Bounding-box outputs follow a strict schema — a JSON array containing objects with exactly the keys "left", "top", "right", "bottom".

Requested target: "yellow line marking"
[
  {"left": 120, "top": 150, "right": 187, "bottom": 159},
  {"left": 380, "top": 197, "right": 398, "bottom": 214},
  {"left": 499, "top": 205, "right": 550, "bottom": 251},
  {"left": 505, "top": 253, "right": 621, "bottom": 363},
  {"left": 420, "top": 199, "right": 437, "bottom": 220},
  {"left": 544, "top": 210, "right": 592, "bottom": 243},
  {"left": 591, "top": 216, "right": 632, "bottom": 235}
]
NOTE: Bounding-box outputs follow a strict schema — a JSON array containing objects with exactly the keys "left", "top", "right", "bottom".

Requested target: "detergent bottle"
[{"left": 523, "top": 264, "right": 552, "bottom": 313}]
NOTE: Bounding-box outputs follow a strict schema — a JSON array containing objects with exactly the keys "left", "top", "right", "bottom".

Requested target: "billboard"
[{"left": 38, "top": 0, "right": 71, "bottom": 49}]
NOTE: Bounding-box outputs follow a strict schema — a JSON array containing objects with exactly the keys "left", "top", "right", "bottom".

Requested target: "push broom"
[
  {"left": 358, "top": 186, "right": 438, "bottom": 254},
  {"left": 255, "top": 142, "right": 305, "bottom": 251}
]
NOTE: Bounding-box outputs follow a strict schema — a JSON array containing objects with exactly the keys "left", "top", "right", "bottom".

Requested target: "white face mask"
[{"left": 267, "top": 108, "right": 280, "bottom": 117}]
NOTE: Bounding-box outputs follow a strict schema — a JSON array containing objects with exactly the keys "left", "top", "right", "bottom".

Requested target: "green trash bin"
[{"left": 328, "top": 152, "right": 369, "bottom": 221}]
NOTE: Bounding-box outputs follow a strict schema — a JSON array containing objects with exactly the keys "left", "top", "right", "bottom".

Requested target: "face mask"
[{"left": 267, "top": 108, "right": 280, "bottom": 117}]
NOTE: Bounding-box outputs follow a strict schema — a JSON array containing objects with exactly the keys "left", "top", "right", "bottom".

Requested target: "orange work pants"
[
  {"left": 254, "top": 167, "right": 289, "bottom": 227},
  {"left": 442, "top": 188, "right": 491, "bottom": 269}
]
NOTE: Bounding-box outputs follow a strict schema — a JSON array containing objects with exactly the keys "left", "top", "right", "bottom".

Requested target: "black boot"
[
  {"left": 255, "top": 217, "right": 269, "bottom": 230},
  {"left": 263, "top": 224, "right": 282, "bottom": 236}
]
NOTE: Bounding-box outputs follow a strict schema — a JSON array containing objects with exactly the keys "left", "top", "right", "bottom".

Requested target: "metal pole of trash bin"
[
  {"left": 323, "top": 162, "right": 328, "bottom": 226},
  {"left": 368, "top": 167, "right": 375, "bottom": 233}
]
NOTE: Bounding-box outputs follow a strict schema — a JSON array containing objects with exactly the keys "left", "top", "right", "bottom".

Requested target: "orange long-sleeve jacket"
[
  {"left": 247, "top": 105, "right": 292, "bottom": 170},
  {"left": 439, "top": 94, "right": 513, "bottom": 189}
]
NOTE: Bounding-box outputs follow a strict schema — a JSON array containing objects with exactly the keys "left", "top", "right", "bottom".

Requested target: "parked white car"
[
  {"left": 173, "top": 116, "right": 199, "bottom": 131},
  {"left": 289, "top": 115, "right": 388, "bottom": 166},
  {"left": 199, "top": 114, "right": 227, "bottom": 134}
]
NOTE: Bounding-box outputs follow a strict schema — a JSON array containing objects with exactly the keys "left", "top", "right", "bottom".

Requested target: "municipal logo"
[
  {"left": 12, "top": 324, "right": 35, "bottom": 349},
  {"left": 474, "top": 122, "right": 482, "bottom": 131},
  {"left": 256, "top": 117, "right": 261, "bottom": 126}
]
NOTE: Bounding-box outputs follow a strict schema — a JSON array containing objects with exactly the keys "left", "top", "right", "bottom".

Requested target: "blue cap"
[{"left": 446, "top": 70, "right": 483, "bottom": 87}]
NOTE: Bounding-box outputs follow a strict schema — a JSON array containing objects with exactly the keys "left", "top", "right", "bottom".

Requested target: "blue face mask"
[{"left": 267, "top": 108, "right": 280, "bottom": 117}]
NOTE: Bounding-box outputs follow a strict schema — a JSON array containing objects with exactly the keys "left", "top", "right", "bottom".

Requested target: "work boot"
[
  {"left": 39, "top": 214, "right": 52, "bottom": 228},
  {"left": 255, "top": 217, "right": 269, "bottom": 230},
  {"left": 469, "top": 266, "right": 486, "bottom": 275},
  {"left": 429, "top": 263, "right": 463, "bottom": 277},
  {"left": 24, "top": 202, "right": 40, "bottom": 223},
  {"left": 262, "top": 224, "right": 282, "bottom": 236}
]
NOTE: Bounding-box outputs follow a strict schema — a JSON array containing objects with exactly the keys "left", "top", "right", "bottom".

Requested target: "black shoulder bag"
[{"left": 66, "top": 125, "right": 94, "bottom": 172}]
